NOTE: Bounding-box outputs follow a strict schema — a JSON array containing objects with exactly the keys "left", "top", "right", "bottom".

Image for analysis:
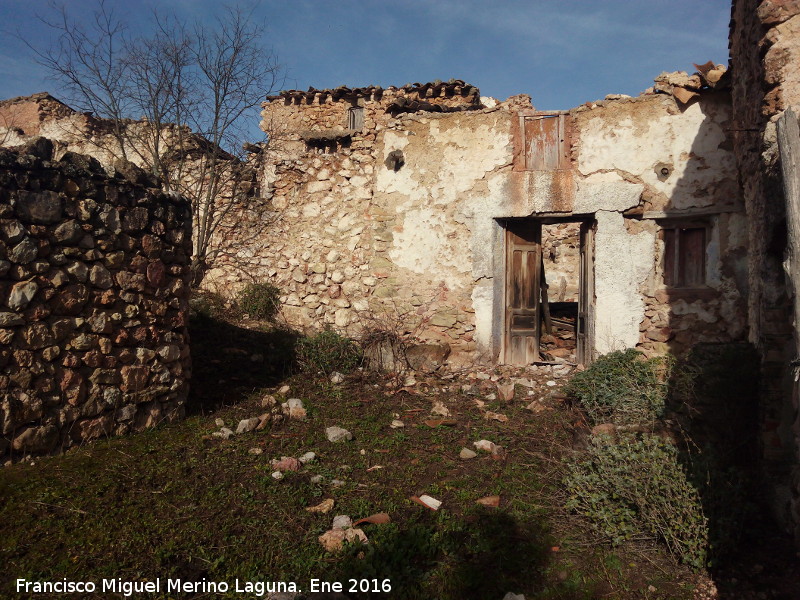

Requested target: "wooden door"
[
  {"left": 577, "top": 221, "right": 595, "bottom": 365},
  {"left": 505, "top": 220, "right": 542, "bottom": 365}
]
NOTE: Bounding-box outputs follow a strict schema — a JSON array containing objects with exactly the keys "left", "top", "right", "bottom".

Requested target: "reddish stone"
[
  {"left": 52, "top": 284, "right": 89, "bottom": 315},
  {"left": 146, "top": 260, "right": 166, "bottom": 287},
  {"left": 115, "top": 271, "right": 146, "bottom": 291},
  {"left": 141, "top": 235, "right": 163, "bottom": 258},
  {"left": 113, "top": 329, "right": 130, "bottom": 345},
  {"left": 130, "top": 255, "right": 149, "bottom": 273},
  {"left": 121, "top": 365, "right": 149, "bottom": 392},
  {"left": 82, "top": 350, "right": 104, "bottom": 367},
  {"left": 58, "top": 368, "right": 86, "bottom": 406},
  {"left": 61, "top": 353, "right": 81, "bottom": 368}
]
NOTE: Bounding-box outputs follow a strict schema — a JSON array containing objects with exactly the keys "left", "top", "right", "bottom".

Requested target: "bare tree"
[{"left": 25, "top": 1, "right": 282, "bottom": 283}]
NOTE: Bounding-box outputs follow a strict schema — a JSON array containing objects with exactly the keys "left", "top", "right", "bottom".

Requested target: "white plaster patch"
[
  {"left": 389, "top": 208, "right": 470, "bottom": 288},
  {"left": 593, "top": 211, "right": 654, "bottom": 354},
  {"left": 574, "top": 180, "right": 643, "bottom": 213},
  {"left": 472, "top": 279, "right": 494, "bottom": 351}
]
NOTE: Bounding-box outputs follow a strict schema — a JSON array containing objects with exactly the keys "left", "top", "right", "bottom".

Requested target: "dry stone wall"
[{"left": 0, "top": 141, "right": 192, "bottom": 459}]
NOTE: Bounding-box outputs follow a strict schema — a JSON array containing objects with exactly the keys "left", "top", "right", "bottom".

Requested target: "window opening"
[
  {"left": 662, "top": 225, "right": 707, "bottom": 287},
  {"left": 347, "top": 106, "right": 364, "bottom": 131}
]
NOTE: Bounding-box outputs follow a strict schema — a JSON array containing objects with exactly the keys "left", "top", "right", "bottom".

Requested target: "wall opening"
[{"left": 501, "top": 217, "right": 594, "bottom": 366}]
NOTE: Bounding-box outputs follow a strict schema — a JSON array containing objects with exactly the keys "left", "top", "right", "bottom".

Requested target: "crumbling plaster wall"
[
  {"left": 209, "top": 84, "right": 744, "bottom": 366},
  {"left": 568, "top": 92, "right": 744, "bottom": 356}
]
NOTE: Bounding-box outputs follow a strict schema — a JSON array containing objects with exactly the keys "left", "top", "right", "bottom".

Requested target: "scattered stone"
[
  {"left": 484, "top": 411, "right": 508, "bottom": 422},
  {"left": 256, "top": 413, "right": 272, "bottom": 430},
  {"left": 212, "top": 427, "right": 234, "bottom": 440},
  {"left": 390, "top": 419, "right": 405, "bottom": 429},
  {"left": 272, "top": 456, "right": 301, "bottom": 472},
  {"left": 330, "top": 479, "right": 346, "bottom": 487},
  {"left": 278, "top": 385, "right": 290, "bottom": 395},
  {"left": 282, "top": 398, "right": 307, "bottom": 420},
  {"left": 318, "top": 527, "right": 368, "bottom": 552},
  {"left": 459, "top": 448, "right": 477, "bottom": 460},
  {"left": 546, "top": 380, "right": 557, "bottom": 387},
  {"left": 261, "top": 394, "right": 277, "bottom": 408},
  {"left": 330, "top": 371, "right": 345, "bottom": 384},
  {"left": 502, "top": 593, "right": 525, "bottom": 600},
  {"left": 497, "top": 382, "right": 515, "bottom": 402},
  {"left": 326, "top": 426, "right": 353, "bottom": 443},
  {"left": 310, "top": 475, "right": 324, "bottom": 484},
  {"left": 236, "top": 417, "right": 260, "bottom": 434},
  {"left": 412, "top": 494, "right": 442, "bottom": 511},
  {"left": 430, "top": 401, "right": 450, "bottom": 417},
  {"left": 305, "top": 498, "right": 334, "bottom": 513},
  {"left": 332, "top": 514, "right": 352, "bottom": 529},
  {"left": 299, "top": 451, "right": 316, "bottom": 464},
  {"left": 271, "top": 471, "right": 284, "bottom": 480},
  {"left": 473, "top": 439, "right": 497, "bottom": 453},
  {"left": 526, "top": 401, "right": 547, "bottom": 413},
  {"left": 248, "top": 447, "right": 263, "bottom": 455},
  {"left": 476, "top": 495, "right": 501, "bottom": 508}
]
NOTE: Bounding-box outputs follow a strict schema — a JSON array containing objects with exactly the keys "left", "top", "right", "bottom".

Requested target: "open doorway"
[{"left": 502, "top": 217, "right": 594, "bottom": 366}]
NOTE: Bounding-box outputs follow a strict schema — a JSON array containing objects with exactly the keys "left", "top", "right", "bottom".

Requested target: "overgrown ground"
[{"left": 1, "top": 307, "right": 798, "bottom": 599}]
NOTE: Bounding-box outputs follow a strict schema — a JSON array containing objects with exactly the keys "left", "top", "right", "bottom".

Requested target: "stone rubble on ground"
[
  {"left": 330, "top": 371, "right": 345, "bottom": 384},
  {"left": 236, "top": 417, "right": 261, "bottom": 434},
  {"left": 326, "top": 426, "right": 353, "bottom": 442},
  {"left": 459, "top": 448, "right": 477, "bottom": 459}
]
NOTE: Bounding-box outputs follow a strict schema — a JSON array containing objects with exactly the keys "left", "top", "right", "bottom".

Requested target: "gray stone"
[
  {"left": 459, "top": 448, "right": 478, "bottom": 459},
  {"left": 1, "top": 221, "right": 26, "bottom": 244},
  {"left": 8, "top": 238, "right": 38, "bottom": 264},
  {"left": 66, "top": 261, "right": 89, "bottom": 282},
  {"left": 0, "top": 312, "right": 24, "bottom": 327},
  {"left": 157, "top": 344, "right": 181, "bottom": 362},
  {"left": 8, "top": 280, "right": 38, "bottom": 311},
  {"left": 89, "top": 264, "right": 113, "bottom": 289},
  {"left": 14, "top": 190, "right": 63, "bottom": 224},
  {"left": 236, "top": 417, "right": 261, "bottom": 434},
  {"left": 326, "top": 426, "right": 353, "bottom": 443},
  {"left": 212, "top": 427, "right": 234, "bottom": 440},
  {"left": 53, "top": 220, "right": 84, "bottom": 244}
]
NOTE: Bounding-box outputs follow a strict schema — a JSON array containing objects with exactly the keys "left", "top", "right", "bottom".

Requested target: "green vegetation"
[
  {"left": 297, "top": 329, "right": 363, "bottom": 375},
  {"left": 563, "top": 349, "right": 667, "bottom": 425},
  {"left": 565, "top": 434, "right": 708, "bottom": 568},
  {"left": 237, "top": 282, "right": 282, "bottom": 321}
]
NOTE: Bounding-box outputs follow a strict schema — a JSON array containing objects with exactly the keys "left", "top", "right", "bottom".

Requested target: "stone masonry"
[{"left": 0, "top": 140, "right": 192, "bottom": 459}]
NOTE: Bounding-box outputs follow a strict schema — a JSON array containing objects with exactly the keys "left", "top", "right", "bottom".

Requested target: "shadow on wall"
[
  {"left": 187, "top": 311, "right": 299, "bottom": 414},
  {"left": 657, "top": 94, "right": 799, "bottom": 593}
]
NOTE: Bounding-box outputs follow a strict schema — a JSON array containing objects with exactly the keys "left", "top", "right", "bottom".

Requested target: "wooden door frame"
[{"left": 501, "top": 215, "right": 595, "bottom": 366}]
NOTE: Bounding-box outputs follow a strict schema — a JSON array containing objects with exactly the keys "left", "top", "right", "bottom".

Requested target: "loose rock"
[{"left": 326, "top": 426, "right": 353, "bottom": 443}]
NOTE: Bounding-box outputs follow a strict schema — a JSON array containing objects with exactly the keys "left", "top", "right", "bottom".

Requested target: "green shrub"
[
  {"left": 564, "top": 434, "right": 708, "bottom": 568},
  {"left": 296, "top": 329, "right": 362, "bottom": 375},
  {"left": 237, "top": 282, "right": 281, "bottom": 321},
  {"left": 563, "top": 349, "right": 666, "bottom": 425}
]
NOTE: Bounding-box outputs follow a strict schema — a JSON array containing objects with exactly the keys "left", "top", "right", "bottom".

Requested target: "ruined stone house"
[
  {"left": 0, "top": 0, "right": 798, "bottom": 548},
  {"left": 208, "top": 77, "right": 745, "bottom": 370},
  {"left": 203, "top": 0, "right": 800, "bottom": 545}
]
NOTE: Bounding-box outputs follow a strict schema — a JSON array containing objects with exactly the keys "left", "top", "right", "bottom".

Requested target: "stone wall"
[
  {"left": 0, "top": 140, "right": 192, "bottom": 459},
  {"left": 730, "top": 0, "right": 800, "bottom": 542}
]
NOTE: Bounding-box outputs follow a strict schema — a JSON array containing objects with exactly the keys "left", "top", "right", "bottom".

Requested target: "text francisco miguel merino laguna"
[{"left": 16, "top": 578, "right": 307, "bottom": 596}]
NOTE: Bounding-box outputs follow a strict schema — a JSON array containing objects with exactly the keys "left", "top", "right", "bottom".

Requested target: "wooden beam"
[{"left": 540, "top": 254, "right": 553, "bottom": 335}]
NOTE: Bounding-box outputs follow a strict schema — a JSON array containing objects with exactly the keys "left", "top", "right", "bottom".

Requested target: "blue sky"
[{"left": 0, "top": 1, "right": 731, "bottom": 121}]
